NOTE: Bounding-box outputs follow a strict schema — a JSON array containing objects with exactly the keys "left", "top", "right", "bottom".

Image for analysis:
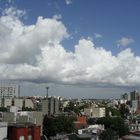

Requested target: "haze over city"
[{"left": 0, "top": 0, "right": 140, "bottom": 98}]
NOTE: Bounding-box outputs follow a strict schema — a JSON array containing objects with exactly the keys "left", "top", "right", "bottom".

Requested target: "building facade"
[
  {"left": 84, "top": 106, "right": 105, "bottom": 118},
  {"left": 0, "top": 84, "right": 19, "bottom": 99}
]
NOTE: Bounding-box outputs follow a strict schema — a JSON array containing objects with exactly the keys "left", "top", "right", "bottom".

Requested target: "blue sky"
[
  {"left": 1, "top": 0, "right": 140, "bottom": 53},
  {"left": 0, "top": 0, "right": 140, "bottom": 98}
]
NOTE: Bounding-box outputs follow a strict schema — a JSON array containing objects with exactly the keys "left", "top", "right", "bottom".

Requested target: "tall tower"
[{"left": 45, "top": 86, "right": 49, "bottom": 98}]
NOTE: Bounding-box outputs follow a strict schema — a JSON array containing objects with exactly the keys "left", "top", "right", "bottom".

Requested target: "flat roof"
[
  {"left": 123, "top": 135, "right": 140, "bottom": 140},
  {"left": 8, "top": 123, "right": 40, "bottom": 128}
]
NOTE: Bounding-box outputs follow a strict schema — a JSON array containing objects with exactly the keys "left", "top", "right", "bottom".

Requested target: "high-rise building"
[
  {"left": 41, "top": 99, "right": 48, "bottom": 115},
  {"left": 0, "top": 84, "right": 19, "bottom": 99},
  {"left": 129, "top": 90, "right": 139, "bottom": 111},
  {"left": 48, "top": 97, "right": 55, "bottom": 115},
  {"left": 54, "top": 98, "right": 59, "bottom": 114},
  {"left": 130, "top": 90, "right": 139, "bottom": 101},
  {"left": 48, "top": 96, "right": 59, "bottom": 115}
]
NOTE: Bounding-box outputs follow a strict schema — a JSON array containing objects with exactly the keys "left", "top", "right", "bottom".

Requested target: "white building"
[
  {"left": 25, "top": 99, "right": 34, "bottom": 109},
  {"left": 4, "top": 98, "right": 12, "bottom": 107},
  {"left": 0, "top": 84, "right": 19, "bottom": 99},
  {"left": 84, "top": 106, "right": 105, "bottom": 118},
  {"left": 78, "top": 124, "right": 104, "bottom": 135},
  {"left": 129, "top": 123, "right": 140, "bottom": 132},
  {"left": 14, "top": 98, "right": 23, "bottom": 109},
  {"left": 132, "top": 100, "right": 138, "bottom": 112}
]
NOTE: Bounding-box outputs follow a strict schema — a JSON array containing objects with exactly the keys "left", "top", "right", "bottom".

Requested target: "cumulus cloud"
[
  {"left": 65, "top": 0, "right": 72, "bottom": 5},
  {"left": 94, "top": 33, "right": 103, "bottom": 39},
  {"left": 0, "top": 8, "right": 68, "bottom": 64},
  {"left": 0, "top": 7, "right": 140, "bottom": 87},
  {"left": 117, "top": 37, "right": 135, "bottom": 47}
]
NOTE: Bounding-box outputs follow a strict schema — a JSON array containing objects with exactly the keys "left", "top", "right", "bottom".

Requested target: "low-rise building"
[
  {"left": 25, "top": 98, "right": 34, "bottom": 108},
  {"left": 74, "top": 116, "right": 88, "bottom": 129},
  {"left": 84, "top": 106, "right": 105, "bottom": 118},
  {"left": 8, "top": 123, "right": 41, "bottom": 140},
  {"left": 14, "top": 98, "right": 23, "bottom": 109},
  {"left": 4, "top": 98, "right": 12, "bottom": 107}
]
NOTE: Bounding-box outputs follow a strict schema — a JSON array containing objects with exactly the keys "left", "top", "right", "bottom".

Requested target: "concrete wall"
[
  {"left": 2, "top": 112, "right": 15, "bottom": 123},
  {"left": 0, "top": 122, "right": 7, "bottom": 140}
]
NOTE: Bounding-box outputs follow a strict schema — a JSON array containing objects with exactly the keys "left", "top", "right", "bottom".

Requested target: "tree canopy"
[
  {"left": 96, "top": 117, "right": 129, "bottom": 137},
  {"left": 43, "top": 115, "right": 76, "bottom": 138}
]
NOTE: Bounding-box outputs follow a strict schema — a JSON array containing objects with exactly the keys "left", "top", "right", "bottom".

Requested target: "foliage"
[
  {"left": 100, "top": 129, "right": 118, "bottom": 140},
  {"left": 106, "top": 107, "right": 121, "bottom": 117},
  {"left": 78, "top": 103, "right": 90, "bottom": 110},
  {"left": 119, "top": 104, "right": 129, "bottom": 118},
  {"left": 64, "top": 101, "right": 90, "bottom": 114},
  {"left": 0, "top": 107, "right": 7, "bottom": 112},
  {"left": 96, "top": 117, "right": 129, "bottom": 137},
  {"left": 43, "top": 115, "right": 76, "bottom": 138},
  {"left": 22, "top": 107, "right": 34, "bottom": 111},
  {"left": 87, "top": 118, "right": 96, "bottom": 125},
  {"left": 64, "top": 101, "right": 80, "bottom": 113}
]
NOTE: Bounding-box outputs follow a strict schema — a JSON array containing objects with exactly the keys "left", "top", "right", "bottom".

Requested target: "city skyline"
[{"left": 0, "top": 0, "right": 140, "bottom": 98}]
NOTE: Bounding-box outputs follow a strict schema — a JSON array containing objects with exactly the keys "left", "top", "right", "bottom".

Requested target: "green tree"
[
  {"left": 43, "top": 115, "right": 58, "bottom": 138},
  {"left": 87, "top": 118, "right": 96, "bottom": 125},
  {"left": 100, "top": 129, "right": 118, "bottom": 140},
  {"left": 0, "top": 107, "right": 7, "bottom": 112},
  {"left": 22, "top": 107, "right": 34, "bottom": 111},
  {"left": 106, "top": 107, "right": 121, "bottom": 117},
  {"left": 64, "top": 101, "right": 80, "bottom": 114},
  {"left": 43, "top": 115, "right": 76, "bottom": 138},
  {"left": 96, "top": 117, "right": 129, "bottom": 137},
  {"left": 119, "top": 104, "right": 129, "bottom": 118}
]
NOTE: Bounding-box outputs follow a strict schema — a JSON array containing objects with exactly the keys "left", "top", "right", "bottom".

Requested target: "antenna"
[
  {"left": 18, "top": 85, "right": 20, "bottom": 97},
  {"left": 45, "top": 86, "right": 49, "bottom": 98}
]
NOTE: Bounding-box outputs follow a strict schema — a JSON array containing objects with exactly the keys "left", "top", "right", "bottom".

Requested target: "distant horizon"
[
  {"left": 0, "top": 79, "right": 139, "bottom": 99},
  {"left": 0, "top": 80, "right": 139, "bottom": 99}
]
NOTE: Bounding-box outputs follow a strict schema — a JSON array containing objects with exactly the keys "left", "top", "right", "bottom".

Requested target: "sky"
[{"left": 0, "top": 0, "right": 140, "bottom": 98}]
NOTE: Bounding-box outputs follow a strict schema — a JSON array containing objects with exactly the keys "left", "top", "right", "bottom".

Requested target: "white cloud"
[
  {"left": 0, "top": 0, "right": 15, "bottom": 4},
  {"left": 7, "top": 0, "right": 15, "bottom": 3},
  {"left": 117, "top": 37, "right": 135, "bottom": 47},
  {"left": 65, "top": 0, "right": 72, "bottom": 5},
  {"left": 2, "top": 7, "right": 26, "bottom": 18},
  {"left": 94, "top": 33, "right": 103, "bottom": 39},
  {"left": 53, "top": 14, "right": 62, "bottom": 20},
  {"left": 0, "top": 8, "right": 68, "bottom": 64},
  {"left": 0, "top": 7, "right": 140, "bottom": 87}
]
